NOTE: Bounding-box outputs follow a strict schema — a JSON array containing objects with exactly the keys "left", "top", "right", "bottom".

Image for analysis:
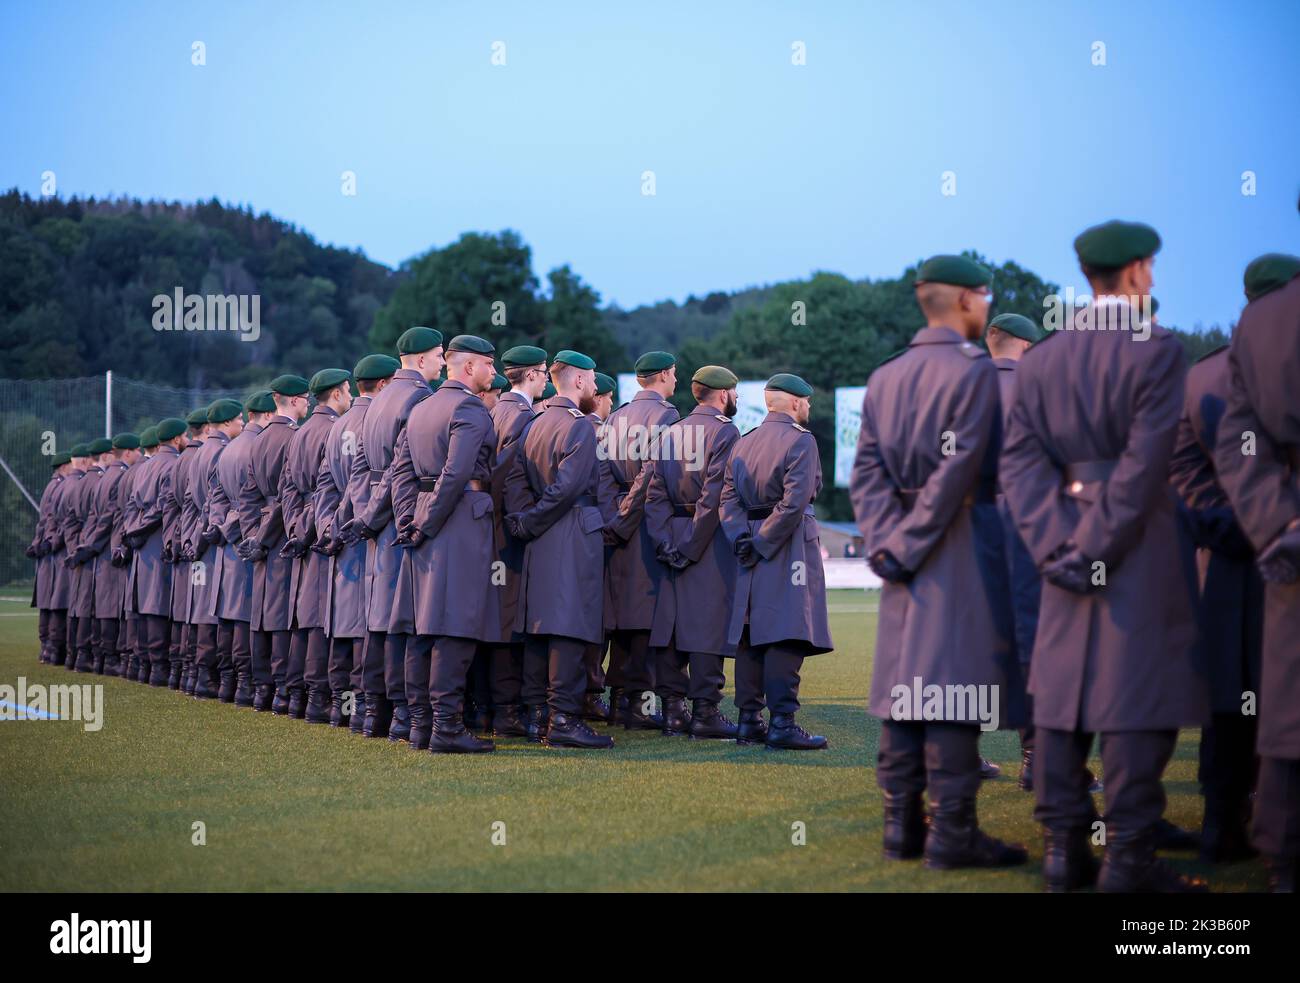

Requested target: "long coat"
[
  {"left": 1212, "top": 274, "right": 1300, "bottom": 759},
  {"left": 283, "top": 405, "right": 339, "bottom": 630},
  {"left": 112, "top": 457, "right": 147, "bottom": 617},
  {"left": 125, "top": 447, "right": 181, "bottom": 617},
  {"left": 82, "top": 460, "right": 130, "bottom": 620},
  {"left": 720, "top": 411, "right": 833, "bottom": 654},
  {"left": 504, "top": 395, "right": 605, "bottom": 644},
  {"left": 1169, "top": 347, "right": 1264, "bottom": 716},
  {"left": 604, "top": 389, "right": 680, "bottom": 631},
  {"left": 183, "top": 432, "right": 228, "bottom": 628},
  {"left": 67, "top": 466, "right": 104, "bottom": 619},
  {"left": 355, "top": 368, "right": 433, "bottom": 634},
  {"left": 315, "top": 398, "right": 371, "bottom": 639},
  {"left": 645, "top": 404, "right": 740, "bottom": 656},
  {"left": 166, "top": 441, "right": 204, "bottom": 622},
  {"left": 389, "top": 380, "right": 501, "bottom": 641},
  {"left": 488, "top": 391, "right": 535, "bottom": 643},
  {"left": 49, "top": 472, "right": 83, "bottom": 611},
  {"left": 29, "top": 474, "right": 60, "bottom": 609},
  {"left": 852, "top": 326, "right": 1015, "bottom": 724},
  {"left": 239, "top": 417, "right": 297, "bottom": 632},
  {"left": 1001, "top": 307, "right": 1207, "bottom": 733},
  {"left": 208, "top": 424, "right": 260, "bottom": 623}
]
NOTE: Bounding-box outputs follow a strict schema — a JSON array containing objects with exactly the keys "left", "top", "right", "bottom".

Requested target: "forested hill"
[{"left": 1, "top": 189, "right": 1228, "bottom": 395}]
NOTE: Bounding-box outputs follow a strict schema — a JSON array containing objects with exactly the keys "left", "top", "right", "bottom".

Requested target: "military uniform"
[
  {"left": 1169, "top": 346, "right": 1264, "bottom": 862},
  {"left": 720, "top": 377, "right": 832, "bottom": 752},
  {"left": 185, "top": 408, "right": 236, "bottom": 700},
  {"left": 165, "top": 423, "right": 206, "bottom": 690},
  {"left": 1001, "top": 220, "right": 1208, "bottom": 893},
  {"left": 81, "top": 442, "right": 133, "bottom": 675},
  {"left": 1211, "top": 261, "right": 1300, "bottom": 888},
  {"left": 389, "top": 362, "right": 499, "bottom": 753},
  {"left": 29, "top": 458, "right": 69, "bottom": 664},
  {"left": 66, "top": 449, "right": 106, "bottom": 673},
  {"left": 117, "top": 431, "right": 158, "bottom": 681}
]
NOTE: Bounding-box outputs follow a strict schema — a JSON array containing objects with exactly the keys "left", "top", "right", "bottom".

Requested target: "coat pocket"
[
  {"left": 471, "top": 493, "right": 493, "bottom": 520},
  {"left": 579, "top": 506, "right": 604, "bottom": 534}
]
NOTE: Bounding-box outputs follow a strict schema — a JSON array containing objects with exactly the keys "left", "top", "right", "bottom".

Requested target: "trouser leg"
[
  {"left": 605, "top": 632, "right": 627, "bottom": 690},
  {"left": 877, "top": 719, "right": 927, "bottom": 795},
  {"left": 1201, "top": 712, "right": 1259, "bottom": 831},
  {"left": 287, "top": 627, "right": 310, "bottom": 694},
  {"left": 465, "top": 646, "right": 491, "bottom": 712},
  {"left": 38, "top": 608, "right": 50, "bottom": 662},
  {"left": 521, "top": 635, "right": 549, "bottom": 706},
  {"left": 194, "top": 623, "right": 219, "bottom": 692},
  {"left": 613, "top": 630, "right": 654, "bottom": 694},
  {"left": 546, "top": 635, "right": 587, "bottom": 716},
  {"left": 168, "top": 620, "right": 184, "bottom": 675},
  {"left": 1252, "top": 755, "right": 1300, "bottom": 860},
  {"left": 653, "top": 644, "right": 689, "bottom": 700},
  {"left": 733, "top": 635, "right": 765, "bottom": 712},
  {"left": 686, "top": 652, "right": 725, "bottom": 704},
  {"left": 75, "top": 613, "right": 95, "bottom": 670},
  {"left": 1097, "top": 730, "right": 1177, "bottom": 845},
  {"left": 230, "top": 620, "right": 252, "bottom": 685},
  {"left": 49, "top": 610, "right": 67, "bottom": 665},
  {"left": 145, "top": 614, "right": 171, "bottom": 681},
  {"left": 327, "top": 637, "right": 355, "bottom": 695},
  {"left": 268, "top": 629, "right": 290, "bottom": 688},
  {"left": 924, "top": 723, "right": 982, "bottom": 807},
  {"left": 384, "top": 633, "right": 408, "bottom": 703},
  {"left": 763, "top": 644, "right": 804, "bottom": 716},
  {"left": 362, "top": 631, "right": 386, "bottom": 697},
  {"left": 97, "top": 618, "right": 120, "bottom": 673},
  {"left": 1034, "top": 727, "right": 1098, "bottom": 832},
  {"left": 487, "top": 642, "right": 523, "bottom": 705},
  {"left": 404, "top": 635, "right": 432, "bottom": 717},
  {"left": 429, "top": 636, "right": 478, "bottom": 717},
  {"left": 584, "top": 638, "right": 607, "bottom": 694},
  {"left": 303, "top": 628, "right": 330, "bottom": 692}
]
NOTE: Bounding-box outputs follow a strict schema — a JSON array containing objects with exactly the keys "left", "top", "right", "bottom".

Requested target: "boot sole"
[
  {"left": 429, "top": 745, "right": 495, "bottom": 753},
  {"left": 542, "top": 739, "right": 614, "bottom": 749}
]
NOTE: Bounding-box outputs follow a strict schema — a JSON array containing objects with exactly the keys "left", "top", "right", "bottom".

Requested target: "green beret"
[
  {"left": 244, "top": 390, "right": 276, "bottom": 413},
  {"left": 1074, "top": 220, "right": 1161, "bottom": 269},
  {"left": 69, "top": 443, "right": 90, "bottom": 458},
  {"left": 987, "top": 313, "right": 1046, "bottom": 344},
  {"left": 634, "top": 350, "right": 677, "bottom": 374},
  {"left": 309, "top": 368, "right": 351, "bottom": 395},
  {"left": 540, "top": 381, "right": 557, "bottom": 400},
  {"left": 86, "top": 437, "right": 113, "bottom": 455},
  {"left": 692, "top": 365, "right": 739, "bottom": 390},
  {"left": 448, "top": 334, "right": 496, "bottom": 355},
  {"left": 207, "top": 398, "right": 244, "bottom": 424},
  {"left": 396, "top": 326, "right": 443, "bottom": 355},
  {"left": 186, "top": 408, "right": 209, "bottom": 427},
  {"left": 916, "top": 255, "right": 991, "bottom": 288},
  {"left": 1244, "top": 253, "right": 1300, "bottom": 302},
  {"left": 270, "top": 374, "right": 310, "bottom": 397},
  {"left": 52, "top": 451, "right": 71, "bottom": 468},
  {"left": 553, "top": 350, "right": 596, "bottom": 371},
  {"left": 112, "top": 433, "right": 140, "bottom": 450},
  {"left": 156, "top": 418, "right": 188, "bottom": 442},
  {"left": 353, "top": 354, "right": 401, "bottom": 381},
  {"left": 594, "top": 372, "right": 616, "bottom": 395},
  {"left": 139, "top": 427, "right": 159, "bottom": 449},
  {"left": 1150, "top": 297, "right": 1159, "bottom": 315},
  {"left": 490, "top": 373, "right": 510, "bottom": 392},
  {"left": 765, "top": 373, "right": 813, "bottom": 398},
  {"left": 501, "top": 345, "right": 547, "bottom": 368}
]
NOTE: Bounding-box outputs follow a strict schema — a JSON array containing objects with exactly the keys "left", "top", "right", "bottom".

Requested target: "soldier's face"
[
  {"left": 723, "top": 390, "right": 738, "bottom": 417},
  {"left": 467, "top": 354, "right": 496, "bottom": 393},
  {"left": 795, "top": 396, "right": 811, "bottom": 426}
]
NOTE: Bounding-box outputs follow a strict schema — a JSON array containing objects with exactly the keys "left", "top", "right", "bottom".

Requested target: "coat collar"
[
  {"left": 505, "top": 389, "right": 533, "bottom": 407},
  {"left": 549, "top": 395, "right": 578, "bottom": 412},
  {"left": 992, "top": 356, "right": 1017, "bottom": 371},
  {"left": 440, "top": 378, "right": 471, "bottom": 395},
  {"left": 909, "top": 325, "right": 967, "bottom": 346},
  {"left": 763, "top": 410, "right": 797, "bottom": 426},
  {"left": 633, "top": 389, "right": 668, "bottom": 404}
]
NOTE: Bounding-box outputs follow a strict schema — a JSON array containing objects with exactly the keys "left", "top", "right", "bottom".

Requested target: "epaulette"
[
  {"left": 791, "top": 422, "right": 810, "bottom": 433},
  {"left": 714, "top": 414, "right": 731, "bottom": 423},
  {"left": 957, "top": 341, "right": 988, "bottom": 360},
  {"left": 566, "top": 408, "right": 584, "bottom": 418},
  {"left": 1194, "top": 344, "right": 1229, "bottom": 364}
]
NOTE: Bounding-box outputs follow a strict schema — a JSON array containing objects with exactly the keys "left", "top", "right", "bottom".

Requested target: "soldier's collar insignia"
[
  {"left": 714, "top": 414, "right": 730, "bottom": 423},
  {"left": 791, "top": 422, "right": 810, "bottom": 432},
  {"left": 566, "top": 407, "right": 584, "bottom": 418}
]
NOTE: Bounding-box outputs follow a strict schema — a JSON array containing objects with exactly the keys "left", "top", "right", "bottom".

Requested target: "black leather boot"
[
  {"left": 430, "top": 714, "right": 496, "bottom": 753},
  {"left": 151, "top": 662, "right": 171, "bottom": 687},
  {"left": 92, "top": 652, "right": 106, "bottom": 674},
  {"left": 622, "top": 691, "right": 664, "bottom": 731},
  {"left": 252, "top": 684, "right": 274, "bottom": 712},
  {"left": 524, "top": 704, "right": 549, "bottom": 743},
  {"left": 271, "top": 686, "right": 291, "bottom": 715},
  {"left": 363, "top": 695, "right": 391, "bottom": 738},
  {"left": 581, "top": 692, "right": 610, "bottom": 723},
  {"left": 882, "top": 790, "right": 926, "bottom": 860},
  {"left": 491, "top": 704, "right": 528, "bottom": 737},
  {"left": 288, "top": 686, "right": 307, "bottom": 720},
  {"left": 181, "top": 658, "right": 196, "bottom": 694},
  {"left": 407, "top": 703, "right": 432, "bottom": 750},
  {"left": 1043, "top": 828, "right": 1100, "bottom": 892},
  {"left": 736, "top": 709, "right": 768, "bottom": 746},
  {"left": 75, "top": 649, "right": 95, "bottom": 673},
  {"left": 304, "top": 686, "right": 331, "bottom": 724},
  {"left": 1018, "top": 748, "right": 1034, "bottom": 791},
  {"left": 1152, "top": 817, "right": 1198, "bottom": 852},
  {"left": 217, "top": 669, "right": 237, "bottom": 703},
  {"left": 387, "top": 701, "right": 411, "bottom": 743},
  {"left": 328, "top": 692, "right": 346, "bottom": 727},
  {"left": 234, "top": 674, "right": 255, "bottom": 708},
  {"left": 101, "top": 654, "right": 118, "bottom": 676},
  {"left": 123, "top": 653, "right": 135, "bottom": 678},
  {"left": 545, "top": 711, "right": 614, "bottom": 749},
  {"left": 765, "top": 713, "right": 828, "bottom": 750},
  {"left": 140, "top": 658, "right": 155, "bottom": 684},
  {"left": 660, "top": 696, "right": 692, "bottom": 736},
  {"left": 193, "top": 667, "right": 218, "bottom": 700},
  {"left": 689, "top": 701, "right": 738, "bottom": 740},
  {"left": 1098, "top": 836, "right": 1208, "bottom": 893},
  {"left": 349, "top": 693, "right": 367, "bottom": 734},
  {"left": 979, "top": 757, "right": 1001, "bottom": 780},
  {"left": 923, "top": 800, "right": 1028, "bottom": 870},
  {"left": 607, "top": 687, "right": 627, "bottom": 726},
  {"left": 167, "top": 660, "right": 183, "bottom": 690}
]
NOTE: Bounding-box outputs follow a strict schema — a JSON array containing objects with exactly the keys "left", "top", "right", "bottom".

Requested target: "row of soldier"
[
  {"left": 28, "top": 335, "right": 834, "bottom": 756},
  {"left": 851, "top": 224, "right": 1299, "bottom": 893}
]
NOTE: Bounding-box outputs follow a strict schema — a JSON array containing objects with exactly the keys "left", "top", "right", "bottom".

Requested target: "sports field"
[{"left": 0, "top": 590, "right": 1266, "bottom": 892}]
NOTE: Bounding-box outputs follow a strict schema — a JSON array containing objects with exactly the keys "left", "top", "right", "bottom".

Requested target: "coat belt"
[
  {"left": 672, "top": 503, "right": 697, "bottom": 517},
  {"left": 898, "top": 475, "right": 997, "bottom": 510},
  {"left": 417, "top": 476, "right": 486, "bottom": 493},
  {"left": 368, "top": 468, "right": 385, "bottom": 484},
  {"left": 1063, "top": 459, "right": 1117, "bottom": 502}
]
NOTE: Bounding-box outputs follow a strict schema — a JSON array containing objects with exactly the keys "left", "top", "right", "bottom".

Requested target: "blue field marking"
[{"left": 0, "top": 698, "right": 60, "bottom": 720}]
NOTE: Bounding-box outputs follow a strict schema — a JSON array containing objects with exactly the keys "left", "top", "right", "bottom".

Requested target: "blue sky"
[{"left": 2, "top": 0, "right": 1297, "bottom": 330}]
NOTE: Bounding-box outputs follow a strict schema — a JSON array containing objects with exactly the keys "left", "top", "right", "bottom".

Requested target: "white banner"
[
  {"left": 617, "top": 375, "right": 765, "bottom": 434},
  {"left": 834, "top": 385, "right": 866, "bottom": 488}
]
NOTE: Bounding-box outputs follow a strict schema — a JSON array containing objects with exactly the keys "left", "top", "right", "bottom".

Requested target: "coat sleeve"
[
  {"left": 1073, "top": 337, "right": 1185, "bottom": 565},
  {"left": 389, "top": 429, "right": 418, "bottom": 533},
  {"left": 879, "top": 362, "right": 998, "bottom": 571},
  {"left": 82, "top": 476, "right": 119, "bottom": 556},
  {"left": 752, "top": 433, "right": 817, "bottom": 560},
  {"left": 417, "top": 401, "right": 490, "bottom": 539},
  {"left": 678, "top": 424, "right": 738, "bottom": 562},
  {"left": 1213, "top": 337, "right": 1300, "bottom": 549},
  {"left": 849, "top": 387, "right": 906, "bottom": 553},
  {"left": 513, "top": 420, "right": 596, "bottom": 539},
  {"left": 1000, "top": 369, "right": 1077, "bottom": 566},
  {"left": 312, "top": 441, "right": 343, "bottom": 543},
  {"left": 606, "top": 403, "right": 679, "bottom": 542},
  {"left": 643, "top": 460, "right": 671, "bottom": 550}
]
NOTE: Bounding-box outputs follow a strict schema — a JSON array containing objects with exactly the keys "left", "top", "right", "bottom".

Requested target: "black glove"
[
  {"left": 203, "top": 525, "right": 223, "bottom": 545},
  {"left": 162, "top": 541, "right": 176, "bottom": 563},
  {"left": 39, "top": 539, "right": 53, "bottom": 557},
  {"left": 867, "top": 548, "right": 912, "bottom": 584},
  {"left": 1207, "top": 515, "right": 1254, "bottom": 562},
  {"left": 735, "top": 535, "right": 759, "bottom": 569},
  {"left": 1041, "top": 542, "right": 1097, "bottom": 594},
  {"left": 505, "top": 513, "right": 531, "bottom": 542},
  {"left": 355, "top": 521, "right": 379, "bottom": 541},
  {"left": 1257, "top": 523, "right": 1300, "bottom": 585},
  {"left": 237, "top": 541, "right": 267, "bottom": 563},
  {"left": 110, "top": 546, "right": 129, "bottom": 568},
  {"left": 25, "top": 544, "right": 38, "bottom": 559},
  {"left": 279, "top": 538, "right": 307, "bottom": 559}
]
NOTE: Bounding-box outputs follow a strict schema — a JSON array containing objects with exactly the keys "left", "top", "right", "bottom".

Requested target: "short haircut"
[
  {"left": 691, "top": 381, "right": 716, "bottom": 402},
  {"left": 357, "top": 378, "right": 383, "bottom": 395},
  {"left": 915, "top": 281, "right": 961, "bottom": 319},
  {"left": 1080, "top": 263, "right": 1125, "bottom": 292},
  {"left": 550, "top": 362, "right": 576, "bottom": 388},
  {"left": 505, "top": 365, "right": 538, "bottom": 386}
]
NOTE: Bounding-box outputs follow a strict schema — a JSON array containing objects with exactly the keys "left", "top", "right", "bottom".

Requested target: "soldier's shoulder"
[
  {"left": 565, "top": 407, "right": 584, "bottom": 419},
  {"left": 1193, "top": 343, "right": 1229, "bottom": 365},
  {"left": 954, "top": 340, "right": 989, "bottom": 361}
]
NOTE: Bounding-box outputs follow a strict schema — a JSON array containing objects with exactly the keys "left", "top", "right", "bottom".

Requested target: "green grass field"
[{"left": 0, "top": 590, "right": 1267, "bottom": 892}]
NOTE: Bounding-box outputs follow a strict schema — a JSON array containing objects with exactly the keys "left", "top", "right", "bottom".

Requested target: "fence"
[{"left": 0, "top": 373, "right": 265, "bottom": 588}]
